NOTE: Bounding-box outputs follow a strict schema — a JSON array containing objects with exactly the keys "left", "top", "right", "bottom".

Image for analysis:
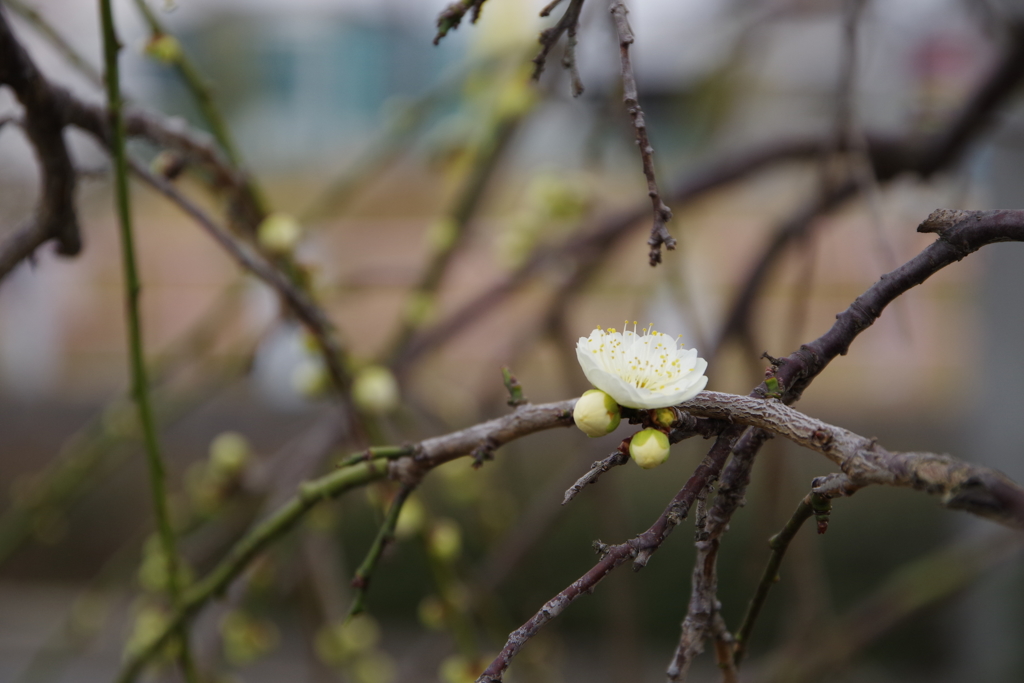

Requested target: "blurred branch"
[
  {"left": 386, "top": 107, "right": 524, "bottom": 363},
  {"left": 733, "top": 492, "right": 832, "bottom": 665},
  {"left": 131, "top": 0, "right": 268, "bottom": 219},
  {"left": 3, "top": 0, "right": 103, "bottom": 87},
  {"left": 610, "top": 1, "right": 675, "bottom": 266},
  {"left": 533, "top": 0, "right": 586, "bottom": 96},
  {"left": 396, "top": 139, "right": 824, "bottom": 372},
  {"left": 714, "top": 20, "right": 1024, "bottom": 356},
  {"left": 758, "top": 532, "right": 1024, "bottom": 683},
  {"left": 434, "top": 0, "right": 489, "bottom": 44},
  {"left": 115, "top": 399, "right": 575, "bottom": 683},
  {"left": 0, "top": 6, "right": 80, "bottom": 282}
]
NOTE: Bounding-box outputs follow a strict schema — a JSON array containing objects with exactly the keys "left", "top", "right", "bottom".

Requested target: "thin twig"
[
  {"left": 4, "top": 0, "right": 103, "bottom": 87},
  {"left": 760, "top": 532, "right": 1024, "bottom": 683},
  {"left": 346, "top": 484, "right": 416, "bottom": 619},
  {"left": 667, "top": 431, "right": 764, "bottom": 681},
  {"left": 563, "top": 451, "right": 629, "bottom": 504},
  {"left": 610, "top": 1, "right": 675, "bottom": 266},
  {"left": 533, "top": 0, "right": 586, "bottom": 96},
  {"left": 733, "top": 492, "right": 831, "bottom": 664},
  {"left": 385, "top": 111, "right": 523, "bottom": 362},
  {"left": 434, "top": 0, "right": 488, "bottom": 44},
  {"left": 130, "top": 0, "right": 268, "bottom": 219},
  {"left": 477, "top": 430, "right": 740, "bottom": 682},
  {"left": 97, "top": 2, "right": 197, "bottom": 681}
]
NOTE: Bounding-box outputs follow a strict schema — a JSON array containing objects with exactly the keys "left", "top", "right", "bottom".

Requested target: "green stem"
[
  {"left": 98, "top": 2, "right": 197, "bottom": 681},
  {"left": 336, "top": 445, "right": 415, "bottom": 469},
  {"left": 131, "top": 0, "right": 268, "bottom": 216},
  {"left": 346, "top": 484, "right": 415, "bottom": 619},
  {"left": 733, "top": 492, "right": 831, "bottom": 664},
  {"left": 115, "top": 458, "right": 390, "bottom": 683}
]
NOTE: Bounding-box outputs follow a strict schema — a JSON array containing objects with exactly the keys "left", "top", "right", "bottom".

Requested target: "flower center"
[{"left": 588, "top": 323, "right": 691, "bottom": 391}]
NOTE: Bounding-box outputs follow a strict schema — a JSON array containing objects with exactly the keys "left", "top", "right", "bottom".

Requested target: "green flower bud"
[
  {"left": 573, "top": 389, "right": 621, "bottom": 437},
  {"left": 629, "top": 428, "right": 671, "bottom": 469},
  {"left": 257, "top": 212, "right": 302, "bottom": 255},
  {"left": 653, "top": 407, "right": 676, "bottom": 429},
  {"left": 144, "top": 34, "right": 182, "bottom": 64}
]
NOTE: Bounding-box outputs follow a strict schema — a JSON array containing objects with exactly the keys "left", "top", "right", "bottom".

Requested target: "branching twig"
[
  {"left": 114, "top": 400, "right": 575, "bottom": 683},
  {"left": 680, "top": 390, "right": 1024, "bottom": 528},
  {"left": 4, "top": 0, "right": 103, "bottom": 87},
  {"left": 667, "top": 431, "right": 765, "bottom": 681},
  {"left": 533, "top": 0, "right": 586, "bottom": 96},
  {"left": 733, "top": 491, "right": 832, "bottom": 664},
  {"left": 610, "top": 1, "right": 675, "bottom": 266},
  {"left": 0, "top": 7, "right": 80, "bottom": 282},
  {"left": 98, "top": 2, "right": 197, "bottom": 680},
  {"left": 476, "top": 429, "right": 741, "bottom": 682},
  {"left": 130, "top": 0, "right": 268, "bottom": 220},
  {"left": 434, "top": 0, "right": 488, "bottom": 44},
  {"left": 346, "top": 484, "right": 416, "bottom": 619}
]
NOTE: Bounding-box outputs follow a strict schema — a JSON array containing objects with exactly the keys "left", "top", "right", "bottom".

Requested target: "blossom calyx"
[
  {"left": 573, "top": 389, "right": 621, "bottom": 437},
  {"left": 629, "top": 428, "right": 671, "bottom": 469}
]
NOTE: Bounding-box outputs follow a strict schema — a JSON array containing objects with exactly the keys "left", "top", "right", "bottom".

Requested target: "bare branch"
[
  {"left": 533, "top": 0, "right": 586, "bottom": 96},
  {"left": 610, "top": 1, "right": 675, "bottom": 266},
  {"left": 434, "top": 0, "right": 488, "bottom": 44},
  {"left": 477, "top": 429, "right": 740, "bottom": 682},
  {"left": 0, "top": 7, "right": 80, "bottom": 280}
]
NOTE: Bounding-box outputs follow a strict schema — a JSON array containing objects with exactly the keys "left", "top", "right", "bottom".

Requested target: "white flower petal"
[{"left": 574, "top": 325, "right": 709, "bottom": 410}]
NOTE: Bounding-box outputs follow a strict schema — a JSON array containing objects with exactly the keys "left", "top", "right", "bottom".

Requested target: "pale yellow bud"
[
  {"left": 352, "top": 365, "right": 400, "bottom": 414},
  {"left": 257, "top": 213, "right": 302, "bottom": 255},
  {"left": 291, "top": 359, "right": 329, "bottom": 398},
  {"left": 428, "top": 519, "right": 462, "bottom": 562},
  {"left": 144, "top": 34, "right": 182, "bottom": 64},
  {"left": 573, "top": 389, "right": 621, "bottom": 437},
  {"left": 629, "top": 428, "right": 671, "bottom": 469},
  {"left": 209, "top": 432, "right": 250, "bottom": 475}
]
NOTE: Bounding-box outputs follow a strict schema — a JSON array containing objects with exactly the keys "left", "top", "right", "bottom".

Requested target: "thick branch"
[
  {"left": 0, "top": 7, "right": 80, "bottom": 279},
  {"left": 681, "top": 391, "right": 1024, "bottom": 528}
]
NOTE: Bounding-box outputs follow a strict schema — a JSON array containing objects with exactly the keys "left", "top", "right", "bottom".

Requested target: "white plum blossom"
[{"left": 576, "top": 324, "right": 708, "bottom": 410}]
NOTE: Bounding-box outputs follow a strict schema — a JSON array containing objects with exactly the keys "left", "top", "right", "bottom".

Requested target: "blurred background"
[{"left": 1, "top": 0, "right": 1023, "bottom": 681}]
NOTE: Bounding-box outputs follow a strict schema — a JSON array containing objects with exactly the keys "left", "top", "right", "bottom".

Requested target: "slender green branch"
[
  {"left": 733, "top": 492, "right": 832, "bottom": 664},
  {"left": 114, "top": 400, "right": 574, "bottom": 683},
  {"left": 336, "top": 445, "right": 416, "bottom": 469},
  {"left": 98, "top": 2, "right": 196, "bottom": 680},
  {"left": 346, "top": 484, "right": 416, "bottom": 619},
  {"left": 131, "top": 0, "right": 268, "bottom": 216}
]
